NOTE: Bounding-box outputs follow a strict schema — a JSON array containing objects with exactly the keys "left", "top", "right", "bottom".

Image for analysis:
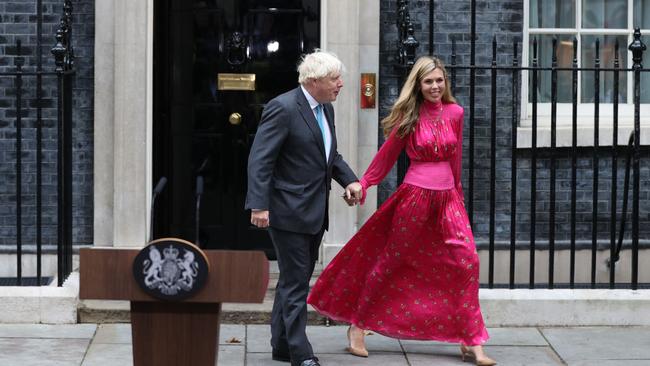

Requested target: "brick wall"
[
  {"left": 0, "top": 0, "right": 94, "bottom": 248},
  {"left": 379, "top": 0, "right": 650, "bottom": 246}
]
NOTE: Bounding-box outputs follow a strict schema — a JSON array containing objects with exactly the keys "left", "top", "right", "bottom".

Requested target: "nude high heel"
[
  {"left": 346, "top": 325, "right": 369, "bottom": 358},
  {"left": 460, "top": 345, "right": 496, "bottom": 366}
]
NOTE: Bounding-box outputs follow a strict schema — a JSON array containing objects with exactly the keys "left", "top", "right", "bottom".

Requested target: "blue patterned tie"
[{"left": 315, "top": 104, "right": 328, "bottom": 152}]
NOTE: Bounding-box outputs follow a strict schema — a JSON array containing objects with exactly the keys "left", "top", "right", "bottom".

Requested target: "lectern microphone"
[
  {"left": 149, "top": 176, "right": 167, "bottom": 243},
  {"left": 195, "top": 175, "right": 204, "bottom": 247},
  {"left": 196, "top": 176, "right": 204, "bottom": 196},
  {"left": 154, "top": 176, "right": 168, "bottom": 194}
]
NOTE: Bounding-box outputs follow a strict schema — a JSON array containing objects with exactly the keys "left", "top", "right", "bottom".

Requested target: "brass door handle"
[{"left": 229, "top": 112, "right": 242, "bottom": 125}]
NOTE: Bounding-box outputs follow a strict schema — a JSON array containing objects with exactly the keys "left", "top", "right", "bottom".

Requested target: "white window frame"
[{"left": 520, "top": 0, "right": 650, "bottom": 147}]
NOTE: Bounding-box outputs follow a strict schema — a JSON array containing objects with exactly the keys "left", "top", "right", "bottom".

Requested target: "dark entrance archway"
[{"left": 153, "top": 0, "right": 320, "bottom": 257}]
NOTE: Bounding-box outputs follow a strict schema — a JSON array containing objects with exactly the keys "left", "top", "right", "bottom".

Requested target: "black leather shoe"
[
  {"left": 299, "top": 357, "right": 321, "bottom": 366},
  {"left": 271, "top": 349, "right": 291, "bottom": 363}
]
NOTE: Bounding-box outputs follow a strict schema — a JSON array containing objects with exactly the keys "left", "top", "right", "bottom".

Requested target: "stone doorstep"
[
  {"left": 78, "top": 287, "right": 650, "bottom": 327},
  {"left": 5, "top": 271, "right": 650, "bottom": 326},
  {"left": 78, "top": 274, "right": 319, "bottom": 324},
  {"left": 76, "top": 262, "right": 311, "bottom": 323}
]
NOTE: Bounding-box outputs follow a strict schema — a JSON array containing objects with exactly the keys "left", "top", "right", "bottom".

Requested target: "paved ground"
[{"left": 0, "top": 323, "right": 649, "bottom": 365}]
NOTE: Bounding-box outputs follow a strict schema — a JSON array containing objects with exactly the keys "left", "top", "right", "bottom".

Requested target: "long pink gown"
[{"left": 307, "top": 100, "right": 489, "bottom": 345}]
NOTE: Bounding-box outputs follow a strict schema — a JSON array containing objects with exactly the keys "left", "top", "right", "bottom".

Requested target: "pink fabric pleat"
[{"left": 308, "top": 184, "right": 488, "bottom": 345}]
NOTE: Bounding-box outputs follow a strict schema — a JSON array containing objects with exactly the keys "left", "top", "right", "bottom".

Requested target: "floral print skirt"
[{"left": 307, "top": 183, "right": 489, "bottom": 345}]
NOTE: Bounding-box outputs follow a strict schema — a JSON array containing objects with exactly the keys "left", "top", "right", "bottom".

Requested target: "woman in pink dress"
[{"left": 307, "top": 56, "right": 495, "bottom": 365}]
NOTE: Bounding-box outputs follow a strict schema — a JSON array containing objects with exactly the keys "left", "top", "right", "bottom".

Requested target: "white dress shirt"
[{"left": 300, "top": 86, "right": 332, "bottom": 161}]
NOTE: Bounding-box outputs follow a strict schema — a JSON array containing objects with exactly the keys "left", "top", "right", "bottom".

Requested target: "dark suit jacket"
[{"left": 245, "top": 87, "right": 358, "bottom": 235}]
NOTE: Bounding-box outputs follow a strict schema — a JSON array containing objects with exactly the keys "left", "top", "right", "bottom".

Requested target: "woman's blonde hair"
[{"left": 381, "top": 56, "right": 456, "bottom": 138}]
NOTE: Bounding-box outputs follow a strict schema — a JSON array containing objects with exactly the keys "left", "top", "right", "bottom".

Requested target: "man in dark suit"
[{"left": 245, "top": 50, "right": 362, "bottom": 366}]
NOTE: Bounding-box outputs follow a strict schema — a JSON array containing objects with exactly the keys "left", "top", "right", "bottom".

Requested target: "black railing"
[
  {"left": 393, "top": 1, "right": 648, "bottom": 290},
  {"left": 449, "top": 32, "right": 646, "bottom": 290},
  {"left": 0, "top": 0, "right": 75, "bottom": 287},
  {"left": 52, "top": 0, "right": 75, "bottom": 287}
]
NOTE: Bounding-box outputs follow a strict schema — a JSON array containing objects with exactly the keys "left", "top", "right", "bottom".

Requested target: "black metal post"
[
  {"left": 36, "top": 0, "right": 43, "bottom": 285},
  {"left": 549, "top": 38, "right": 558, "bottom": 289},
  {"left": 64, "top": 73, "right": 73, "bottom": 280},
  {"left": 54, "top": 43, "right": 66, "bottom": 287},
  {"left": 66, "top": 0, "right": 75, "bottom": 281},
  {"left": 488, "top": 36, "right": 497, "bottom": 288},
  {"left": 51, "top": 0, "right": 75, "bottom": 286},
  {"left": 15, "top": 40, "right": 24, "bottom": 286},
  {"left": 570, "top": 38, "right": 578, "bottom": 288},
  {"left": 530, "top": 37, "right": 538, "bottom": 288},
  {"left": 509, "top": 40, "right": 519, "bottom": 289},
  {"left": 609, "top": 39, "right": 620, "bottom": 288},
  {"left": 591, "top": 38, "right": 600, "bottom": 288},
  {"left": 628, "top": 29, "right": 645, "bottom": 290}
]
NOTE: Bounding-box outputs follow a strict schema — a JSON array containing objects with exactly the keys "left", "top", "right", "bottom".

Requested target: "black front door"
[{"left": 153, "top": 0, "right": 320, "bottom": 256}]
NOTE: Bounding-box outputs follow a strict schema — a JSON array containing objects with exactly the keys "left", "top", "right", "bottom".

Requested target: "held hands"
[
  {"left": 252, "top": 182, "right": 362, "bottom": 226},
  {"left": 343, "top": 182, "right": 363, "bottom": 206},
  {"left": 250, "top": 209, "right": 270, "bottom": 228}
]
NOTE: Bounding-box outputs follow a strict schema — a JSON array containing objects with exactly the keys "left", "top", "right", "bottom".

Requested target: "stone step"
[{"left": 78, "top": 263, "right": 326, "bottom": 325}]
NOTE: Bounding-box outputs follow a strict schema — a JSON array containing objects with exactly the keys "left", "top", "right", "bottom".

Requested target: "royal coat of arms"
[{"left": 133, "top": 239, "right": 209, "bottom": 300}]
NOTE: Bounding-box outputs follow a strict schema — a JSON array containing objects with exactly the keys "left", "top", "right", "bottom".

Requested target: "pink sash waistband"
[{"left": 403, "top": 161, "right": 454, "bottom": 190}]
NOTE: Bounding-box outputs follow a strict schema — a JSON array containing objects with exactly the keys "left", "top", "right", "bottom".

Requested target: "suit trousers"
[{"left": 268, "top": 226, "right": 324, "bottom": 365}]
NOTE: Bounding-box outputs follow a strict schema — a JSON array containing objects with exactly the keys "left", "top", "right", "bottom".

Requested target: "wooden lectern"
[{"left": 80, "top": 241, "right": 269, "bottom": 366}]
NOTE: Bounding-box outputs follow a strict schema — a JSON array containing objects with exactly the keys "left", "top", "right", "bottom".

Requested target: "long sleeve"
[
  {"left": 244, "top": 99, "right": 289, "bottom": 210},
  {"left": 359, "top": 127, "right": 407, "bottom": 202},
  {"left": 331, "top": 151, "right": 359, "bottom": 188},
  {"left": 450, "top": 107, "right": 465, "bottom": 200}
]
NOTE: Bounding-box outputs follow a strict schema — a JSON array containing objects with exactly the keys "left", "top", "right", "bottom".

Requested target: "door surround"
[
  {"left": 93, "top": 0, "right": 379, "bottom": 263},
  {"left": 94, "top": 0, "right": 154, "bottom": 248}
]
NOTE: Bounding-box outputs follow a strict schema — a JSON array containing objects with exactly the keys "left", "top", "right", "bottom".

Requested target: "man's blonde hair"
[{"left": 297, "top": 50, "right": 345, "bottom": 84}]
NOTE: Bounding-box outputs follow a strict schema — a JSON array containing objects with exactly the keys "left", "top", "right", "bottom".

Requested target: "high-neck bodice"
[{"left": 359, "top": 101, "right": 466, "bottom": 197}]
